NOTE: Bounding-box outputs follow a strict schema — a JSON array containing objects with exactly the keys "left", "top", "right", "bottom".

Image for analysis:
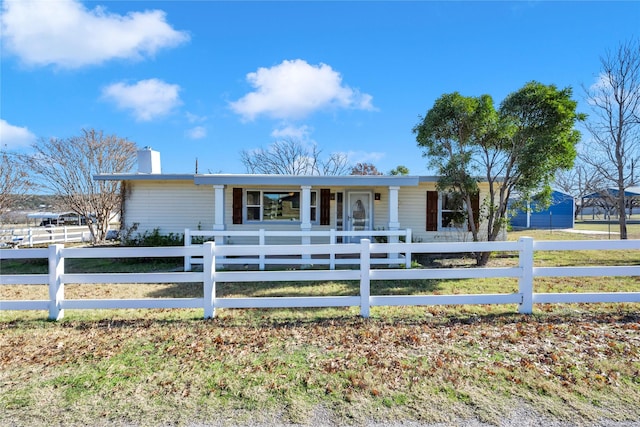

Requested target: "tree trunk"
[
  {"left": 618, "top": 189, "right": 628, "bottom": 239},
  {"left": 477, "top": 251, "right": 491, "bottom": 266}
]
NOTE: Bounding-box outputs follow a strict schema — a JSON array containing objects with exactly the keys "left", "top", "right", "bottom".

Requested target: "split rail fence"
[{"left": 1, "top": 237, "right": 639, "bottom": 321}]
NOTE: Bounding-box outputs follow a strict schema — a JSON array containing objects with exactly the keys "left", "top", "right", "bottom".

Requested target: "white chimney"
[{"left": 137, "top": 147, "right": 161, "bottom": 174}]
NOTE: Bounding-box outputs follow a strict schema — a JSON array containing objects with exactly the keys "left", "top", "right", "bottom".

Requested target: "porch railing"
[{"left": 184, "top": 228, "right": 413, "bottom": 271}]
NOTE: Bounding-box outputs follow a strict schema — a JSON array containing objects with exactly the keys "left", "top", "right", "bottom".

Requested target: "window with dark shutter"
[
  {"left": 320, "top": 189, "right": 331, "bottom": 225},
  {"left": 232, "top": 188, "right": 243, "bottom": 224},
  {"left": 426, "top": 191, "right": 438, "bottom": 231}
]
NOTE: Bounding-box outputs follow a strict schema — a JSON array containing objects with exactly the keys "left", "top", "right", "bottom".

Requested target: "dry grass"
[
  {"left": 2, "top": 309, "right": 639, "bottom": 426},
  {"left": 1, "top": 226, "right": 639, "bottom": 426}
]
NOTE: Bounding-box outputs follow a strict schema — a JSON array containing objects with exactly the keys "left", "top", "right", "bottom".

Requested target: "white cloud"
[
  {"left": 186, "top": 126, "right": 207, "bottom": 140},
  {"left": 587, "top": 73, "right": 616, "bottom": 107},
  {"left": 1, "top": 0, "right": 189, "bottom": 69},
  {"left": 271, "top": 125, "right": 313, "bottom": 140},
  {"left": 102, "top": 79, "right": 182, "bottom": 121},
  {"left": 0, "top": 119, "right": 36, "bottom": 149},
  {"left": 344, "top": 150, "right": 385, "bottom": 165},
  {"left": 185, "top": 112, "right": 207, "bottom": 124},
  {"left": 230, "top": 59, "right": 375, "bottom": 121}
]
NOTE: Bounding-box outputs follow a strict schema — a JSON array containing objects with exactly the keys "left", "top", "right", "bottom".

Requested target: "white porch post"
[
  {"left": 213, "top": 185, "right": 226, "bottom": 266},
  {"left": 301, "top": 186, "right": 312, "bottom": 250},
  {"left": 213, "top": 185, "right": 225, "bottom": 231},
  {"left": 388, "top": 186, "right": 400, "bottom": 231},
  {"left": 388, "top": 186, "right": 400, "bottom": 264}
]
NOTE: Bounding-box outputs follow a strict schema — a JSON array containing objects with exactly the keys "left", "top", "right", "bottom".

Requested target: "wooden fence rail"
[{"left": 1, "top": 237, "right": 639, "bottom": 321}]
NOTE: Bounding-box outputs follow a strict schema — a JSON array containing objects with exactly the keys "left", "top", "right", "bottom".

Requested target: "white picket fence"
[
  {"left": 0, "top": 226, "right": 90, "bottom": 247},
  {"left": 1, "top": 237, "right": 639, "bottom": 321}
]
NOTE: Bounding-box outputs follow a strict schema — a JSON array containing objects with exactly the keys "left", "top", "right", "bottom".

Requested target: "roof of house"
[{"left": 94, "top": 171, "right": 504, "bottom": 187}]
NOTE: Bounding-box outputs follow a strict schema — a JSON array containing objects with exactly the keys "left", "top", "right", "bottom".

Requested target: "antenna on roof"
[{"left": 195, "top": 157, "right": 199, "bottom": 174}]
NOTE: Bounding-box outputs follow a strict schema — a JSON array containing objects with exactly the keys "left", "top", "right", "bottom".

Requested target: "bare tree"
[
  {"left": 582, "top": 38, "right": 640, "bottom": 239},
  {"left": 554, "top": 160, "right": 606, "bottom": 218},
  {"left": 350, "top": 162, "right": 383, "bottom": 175},
  {"left": 0, "top": 148, "right": 34, "bottom": 219},
  {"left": 28, "top": 129, "right": 137, "bottom": 244},
  {"left": 240, "top": 138, "right": 350, "bottom": 175}
]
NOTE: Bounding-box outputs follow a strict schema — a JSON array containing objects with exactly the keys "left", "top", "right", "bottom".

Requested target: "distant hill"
[
  {"left": 1, "top": 194, "right": 69, "bottom": 225},
  {"left": 10, "top": 194, "right": 66, "bottom": 212},
  {"left": 2, "top": 194, "right": 66, "bottom": 214}
]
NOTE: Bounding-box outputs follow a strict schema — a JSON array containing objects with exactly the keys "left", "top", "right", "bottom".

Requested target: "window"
[
  {"left": 310, "top": 191, "right": 317, "bottom": 222},
  {"left": 246, "top": 190, "right": 262, "bottom": 221},
  {"left": 244, "top": 190, "right": 318, "bottom": 222},
  {"left": 440, "top": 192, "right": 466, "bottom": 228},
  {"left": 426, "top": 191, "right": 479, "bottom": 231}
]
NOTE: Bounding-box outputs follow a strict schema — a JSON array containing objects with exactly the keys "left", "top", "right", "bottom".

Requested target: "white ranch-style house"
[{"left": 95, "top": 148, "right": 497, "bottom": 245}]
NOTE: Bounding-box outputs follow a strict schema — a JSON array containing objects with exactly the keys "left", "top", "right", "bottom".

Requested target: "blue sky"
[{"left": 1, "top": 1, "right": 639, "bottom": 176}]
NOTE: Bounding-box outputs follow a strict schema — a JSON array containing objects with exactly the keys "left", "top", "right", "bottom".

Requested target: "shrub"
[{"left": 124, "top": 228, "right": 184, "bottom": 247}]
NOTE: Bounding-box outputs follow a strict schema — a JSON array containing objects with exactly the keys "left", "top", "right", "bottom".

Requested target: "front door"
[{"left": 347, "top": 192, "right": 372, "bottom": 242}]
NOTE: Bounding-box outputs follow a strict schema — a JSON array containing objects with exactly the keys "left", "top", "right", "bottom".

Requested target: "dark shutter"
[
  {"left": 232, "top": 188, "right": 243, "bottom": 224},
  {"left": 470, "top": 192, "right": 480, "bottom": 231},
  {"left": 320, "top": 189, "right": 331, "bottom": 225},
  {"left": 426, "top": 191, "right": 438, "bottom": 231}
]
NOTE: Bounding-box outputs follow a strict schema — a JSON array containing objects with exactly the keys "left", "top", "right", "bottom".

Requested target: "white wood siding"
[
  {"left": 124, "top": 181, "right": 214, "bottom": 235},
  {"left": 121, "top": 180, "right": 503, "bottom": 243},
  {"left": 398, "top": 182, "right": 496, "bottom": 243},
  {"left": 399, "top": 184, "right": 431, "bottom": 242}
]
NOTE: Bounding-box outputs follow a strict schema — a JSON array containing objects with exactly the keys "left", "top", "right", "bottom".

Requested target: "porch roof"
[
  {"left": 95, "top": 173, "right": 421, "bottom": 187},
  {"left": 94, "top": 173, "right": 196, "bottom": 181},
  {"left": 193, "top": 174, "right": 420, "bottom": 187}
]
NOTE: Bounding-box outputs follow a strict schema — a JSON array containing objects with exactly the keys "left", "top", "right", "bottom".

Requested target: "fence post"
[
  {"left": 28, "top": 228, "right": 33, "bottom": 247},
  {"left": 405, "top": 229, "right": 412, "bottom": 269},
  {"left": 184, "top": 228, "right": 192, "bottom": 272},
  {"left": 329, "top": 229, "right": 336, "bottom": 270},
  {"left": 203, "top": 242, "right": 216, "bottom": 319},
  {"left": 360, "top": 239, "right": 371, "bottom": 318},
  {"left": 259, "top": 229, "right": 265, "bottom": 270},
  {"left": 48, "top": 244, "right": 65, "bottom": 321},
  {"left": 518, "top": 237, "right": 534, "bottom": 314}
]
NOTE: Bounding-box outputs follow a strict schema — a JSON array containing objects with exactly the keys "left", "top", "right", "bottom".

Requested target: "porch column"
[
  {"left": 213, "top": 185, "right": 225, "bottom": 231},
  {"left": 388, "top": 186, "right": 400, "bottom": 264},
  {"left": 301, "top": 185, "right": 311, "bottom": 247},
  {"left": 388, "top": 186, "right": 400, "bottom": 230}
]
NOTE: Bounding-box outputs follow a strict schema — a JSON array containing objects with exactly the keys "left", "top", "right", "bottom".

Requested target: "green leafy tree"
[
  {"left": 389, "top": 165, "right": 410, "bottom": 175},
  {"left": 414, "top": 82, "right": 584, "bottom": 265},
  {"left": 413, "top": 92, "right": 497, "bottom": 244}
]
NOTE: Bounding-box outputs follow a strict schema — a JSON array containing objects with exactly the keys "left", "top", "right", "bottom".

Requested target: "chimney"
[{"left": 137, "top": 147, "right": 161, "bottom": 174}]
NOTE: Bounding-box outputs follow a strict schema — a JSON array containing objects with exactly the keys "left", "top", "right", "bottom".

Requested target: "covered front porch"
[{"left": 194, "top": 174, "right": 420, "bottom": 246}]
